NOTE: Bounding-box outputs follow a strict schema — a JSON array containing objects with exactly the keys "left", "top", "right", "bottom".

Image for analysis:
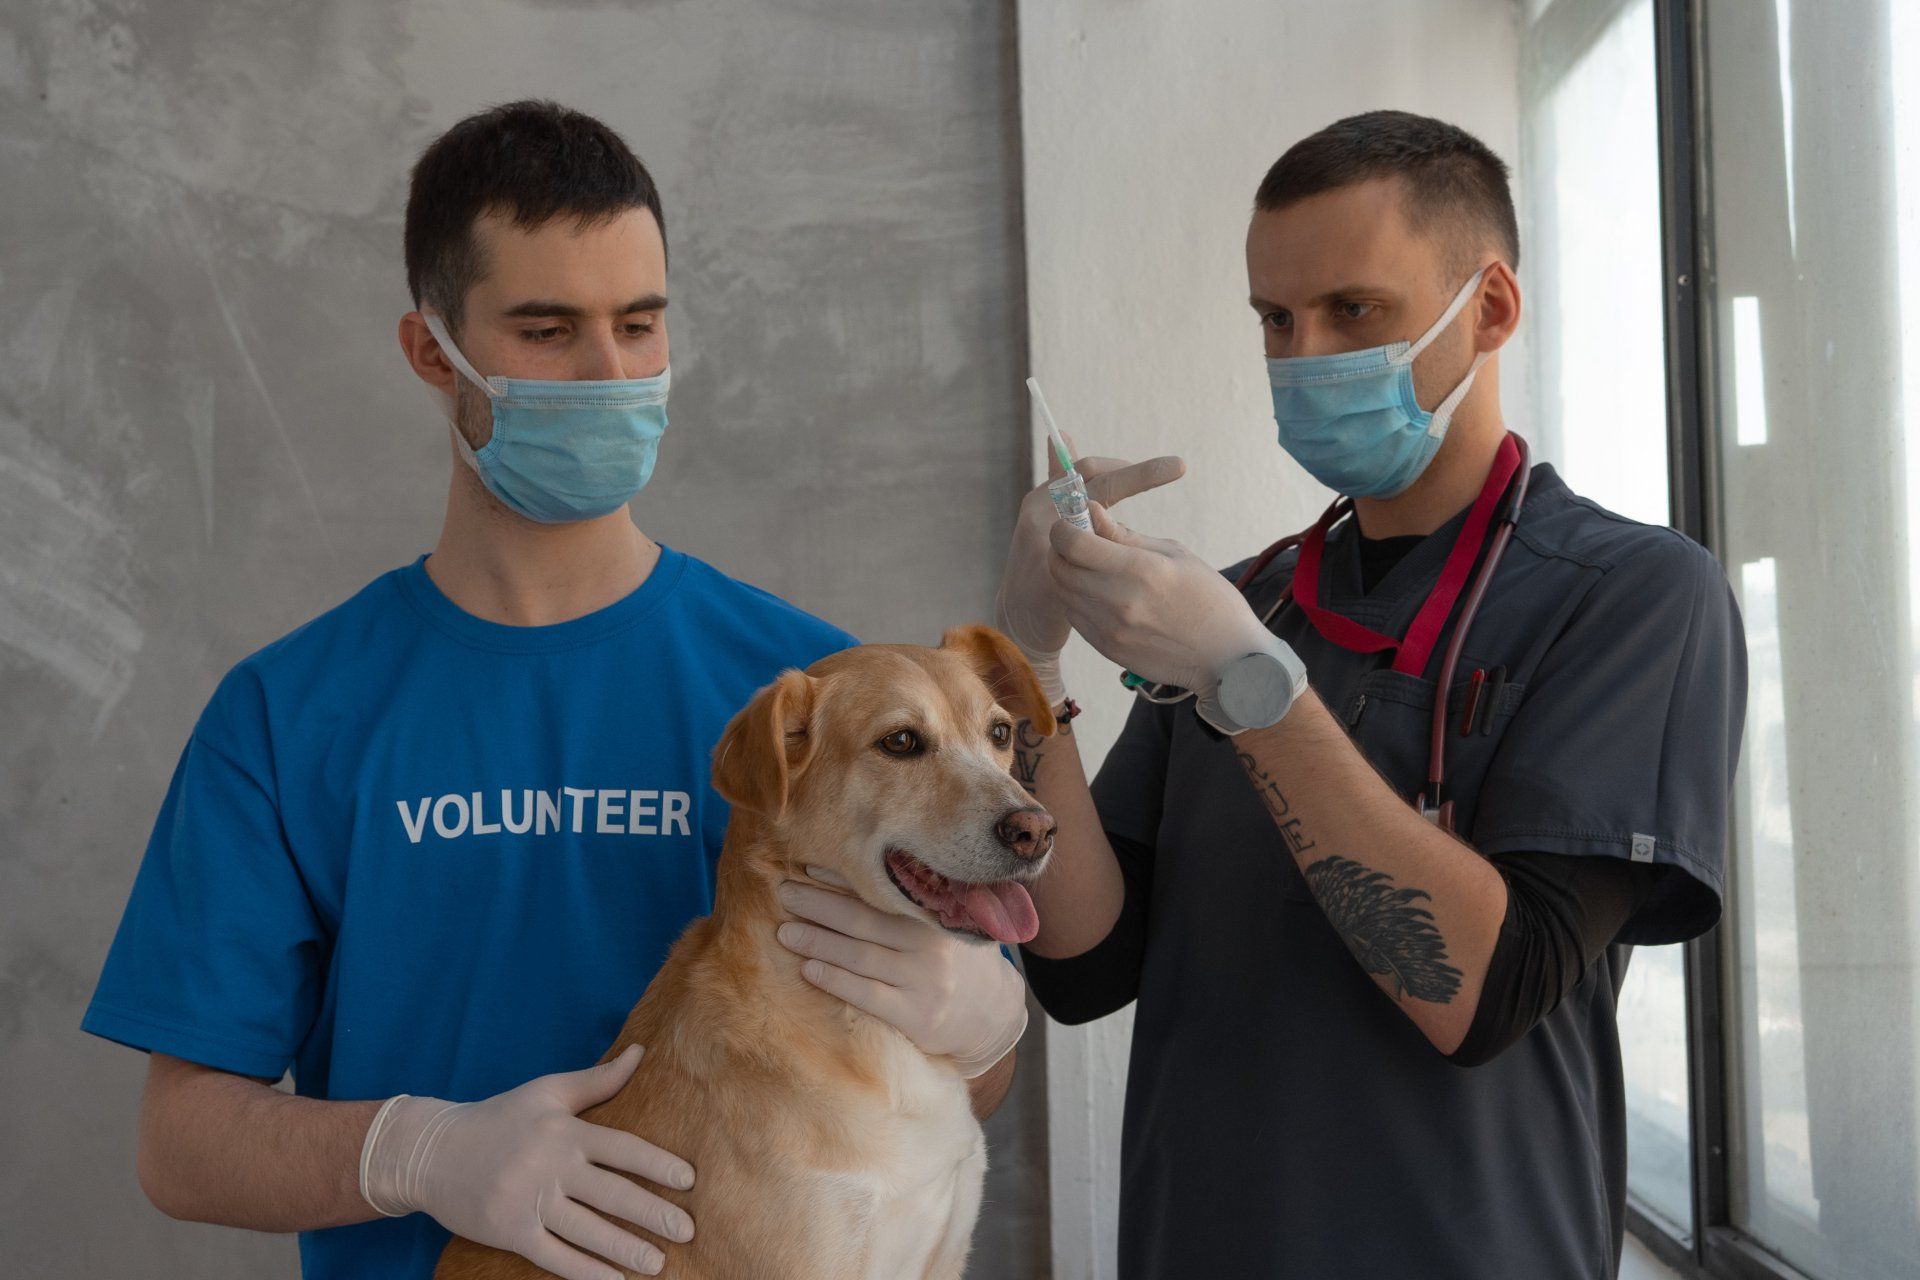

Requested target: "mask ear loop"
[
  {"left": 420, "top": 313, "right": 500, "bottom": 476},
  {"left": 1426, "top": 349, "right": 1491, "bottom": 439},
  {"left": 1400, "top": 265, "right": 1491, "bottom": 362},
  {"left": 1398, "top": 265, "right": 1493, "bottom": 438},
  {"left": 421, "top": 314, "right": 504, "bottom": 398}
]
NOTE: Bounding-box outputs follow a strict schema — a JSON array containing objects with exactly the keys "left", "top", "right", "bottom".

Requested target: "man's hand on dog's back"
[{"left": 365, "top": 1043, "right": 696, "bottom": 1280}]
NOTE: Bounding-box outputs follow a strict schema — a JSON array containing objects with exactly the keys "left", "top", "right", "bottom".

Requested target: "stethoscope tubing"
[
  {"left": 1133, "top": 435, "right": 1533, "bottom": 834},
  {"left": 1425, "top": 438, "right": 1530, "bottom": 828}
]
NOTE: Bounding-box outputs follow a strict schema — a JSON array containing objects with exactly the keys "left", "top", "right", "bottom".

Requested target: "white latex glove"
[
  {"left": 359, "top": 1045, "right": 697, "bottom": 1280},
  {"left": 775, "top": 871, "right": 1029, "bottom": 1077},
  {"left": 1048, "top": 500, "right": 1282, "bottom": 697},
  {"left": 997, "top": 441, "right": 1187, "bottom": 701}
]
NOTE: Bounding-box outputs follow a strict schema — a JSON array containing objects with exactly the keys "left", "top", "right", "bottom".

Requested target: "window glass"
[
  {"left": 1707, "top": 0, "right": 1920, "bottom": 1273},
  {"left": 1522, "top": 0, "right": 1692, "bottom": 1235}
]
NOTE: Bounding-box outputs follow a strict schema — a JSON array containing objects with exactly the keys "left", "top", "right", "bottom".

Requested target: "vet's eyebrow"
[
  {"left": 1251, "top": 284, "right": 1399, "bottom": 312},
  {"left": 501, "top": 299, "right": 585, "bottom": 319},
  {"left": 1310, "top": 283, "right": 1399, "bottom": 306},
  {"left": 499, "top": 293, "right": 668, "bottom": 319}
]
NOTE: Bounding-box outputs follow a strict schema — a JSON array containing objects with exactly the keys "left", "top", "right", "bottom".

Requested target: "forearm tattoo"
[
  {"left": 1303, "top": 856, "right": 1463, "bottom": 1004},
  {"left": 1236, "top": 752, "right": 1462, "bottom": 1005},
  {"left": 1236, "top": 751, "right": 1315, "bottom": 855},
  {"left": 1012, "top": 716, "right": 1067, "bottom": 793}
]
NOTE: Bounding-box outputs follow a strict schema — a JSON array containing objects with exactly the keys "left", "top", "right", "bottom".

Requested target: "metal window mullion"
[
  {"left": 1652, "top": 2, "right": 1733, "bottom": 1278},
  {"left": 1655, "top": 0, "right": 1712, "bottom": 550}
]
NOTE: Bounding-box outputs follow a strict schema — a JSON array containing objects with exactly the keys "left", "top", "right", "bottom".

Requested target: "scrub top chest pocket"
[{"left": 1337, "top": 658, "right": 1529, "bottom": 842}]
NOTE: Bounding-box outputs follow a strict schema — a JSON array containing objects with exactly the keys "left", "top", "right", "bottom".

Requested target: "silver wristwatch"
[{"left": 1195, "top": 641, "right": 1309, "bottom": 736}]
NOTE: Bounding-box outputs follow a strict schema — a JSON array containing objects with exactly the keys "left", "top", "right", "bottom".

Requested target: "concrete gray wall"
[{"left": 0, "top": 1, "right": 1043, "bottom": 1274}]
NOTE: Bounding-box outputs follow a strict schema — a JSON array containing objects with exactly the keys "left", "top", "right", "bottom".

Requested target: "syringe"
[
  {"left": 1027, "top": 377, "right": 1159, "bottom": 693},
  {"left": 1025, "top": 377, "right": 1094, "bottom": 534}
]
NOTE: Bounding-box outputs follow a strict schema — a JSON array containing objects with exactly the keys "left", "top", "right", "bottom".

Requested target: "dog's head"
[{"left": 710, "top": 624, "right": 1057, "bottom": 945}]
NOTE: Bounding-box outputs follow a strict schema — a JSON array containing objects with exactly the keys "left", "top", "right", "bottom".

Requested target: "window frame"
[
  {"left": 1528, "top": 0, "right": 1833, "bottom": 1276},
  {"left": 1634, "top": 1, "right": 1821, "bottom": 1278}
]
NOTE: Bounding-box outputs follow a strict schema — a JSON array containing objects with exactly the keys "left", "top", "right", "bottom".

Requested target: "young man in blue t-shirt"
[{"left": 81, "top": 101, "right": 1030, "bottom": 1280}]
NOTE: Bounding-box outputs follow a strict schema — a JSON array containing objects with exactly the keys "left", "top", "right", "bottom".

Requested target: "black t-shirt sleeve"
[
  {"left": 1448, "top": 850, "right": 1659, "bottom": 1066},
  {"left": 1473, "top": 534, "right": 1747, "bottom": 944},
  {"left": 1019, "top": 695, "right": 1174, "bottom": 1025},
  {"left": 1019, "top": 831, "right": 1155, "bottom": 1025},
  {"left": 1086, "top": 690, "right": 1176, "bottom": 845}
]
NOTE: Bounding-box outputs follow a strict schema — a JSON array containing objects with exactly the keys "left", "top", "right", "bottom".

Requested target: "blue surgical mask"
[
  {"left": 1266, "top": 266, "right": 1489, "bottom": 499},
  {"left": 424, "top": 314, "right": 670, "bottom": 524}
]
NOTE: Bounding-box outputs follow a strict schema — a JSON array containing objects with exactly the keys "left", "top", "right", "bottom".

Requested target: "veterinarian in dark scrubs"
[
  {"left": 80, "top": 102, "right": 1030, "bottom": 1280},
  {"left": 1005, "top": 112, "right": 1747, "bottom": 1279}
]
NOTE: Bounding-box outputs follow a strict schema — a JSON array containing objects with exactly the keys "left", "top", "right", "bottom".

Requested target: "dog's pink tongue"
[{"left": 958, "top": 881, "right": 1040, "bottom": 944}]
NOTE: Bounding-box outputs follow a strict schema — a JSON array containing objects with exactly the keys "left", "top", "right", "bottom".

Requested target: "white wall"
[{"left": 1014, "top": 3, "right": 1522, "bottom": 1275}]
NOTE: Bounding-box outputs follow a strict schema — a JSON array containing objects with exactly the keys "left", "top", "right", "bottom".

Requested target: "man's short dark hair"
[
  {"left": 404, "top": 100, "right": 666, "bottom": 330},
  {"left": 1254, "top": 110, "right": 1518, "bottom": 276}
]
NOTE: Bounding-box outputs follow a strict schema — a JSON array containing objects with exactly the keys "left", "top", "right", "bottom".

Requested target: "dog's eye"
[
  {"left": 877, "top": 729, "right": 923, "bottom": 757},
  {"left": 989, "top": 722, "right": 1013, "bottom": 748}
]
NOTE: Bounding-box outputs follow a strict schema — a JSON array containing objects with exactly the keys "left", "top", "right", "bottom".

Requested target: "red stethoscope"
[{"left": 1127, "top": 432, "right": 1531, "bottom": 833}]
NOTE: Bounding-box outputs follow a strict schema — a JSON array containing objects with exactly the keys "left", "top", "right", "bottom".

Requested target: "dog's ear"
[
  {"left": 940, "top": 623, "right": 1057, "bottom": 736},
  {"left": 711, "top": 669, "right": 818, "bottom": 819}
]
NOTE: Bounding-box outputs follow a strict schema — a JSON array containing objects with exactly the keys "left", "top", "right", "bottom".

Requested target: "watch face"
[
  {"left": 1228, "top": 652, "right": 1305, "bottom": 729},
  {"left": 1221, "top": 651, "right": 1294, "bottom": 729}
]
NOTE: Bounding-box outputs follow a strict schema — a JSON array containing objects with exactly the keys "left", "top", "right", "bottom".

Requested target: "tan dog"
[{"left": 434, "top": 624, "right": 1056, "bottom": 1280}]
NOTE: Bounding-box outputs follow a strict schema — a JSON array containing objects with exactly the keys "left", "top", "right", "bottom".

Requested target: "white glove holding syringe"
[
  {"left": 993, "top": 378, "right": 1186, "bottom": 702},
  {"left": 1030, "top": 382, "right": 1304, "bottom": 713}
]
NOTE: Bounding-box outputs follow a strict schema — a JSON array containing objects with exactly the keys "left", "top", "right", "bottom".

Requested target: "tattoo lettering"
[
  {"left": 1011, "top": 716, "right": 1065, "bottom": 793},
  {"left": 1303, "top": 855, "right": 1463, "bottom": 1004},
  {"left": 1235, "top": 751, "right": 1315, "bottom": 855}
]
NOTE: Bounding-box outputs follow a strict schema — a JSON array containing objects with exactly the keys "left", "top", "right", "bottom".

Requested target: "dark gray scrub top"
[{"left": 1023, "top": 463, "right": 1747, "bottom": 1280}]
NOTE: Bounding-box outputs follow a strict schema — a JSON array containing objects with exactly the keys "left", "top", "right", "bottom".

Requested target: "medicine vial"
[{"left": 1048, "top": 471, "right": 1094, "bottom": 533}]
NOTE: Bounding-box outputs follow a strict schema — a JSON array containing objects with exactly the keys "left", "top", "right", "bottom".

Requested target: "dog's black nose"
[{"left": 995, "top": 807, "right": 1056, "bottom": 860}]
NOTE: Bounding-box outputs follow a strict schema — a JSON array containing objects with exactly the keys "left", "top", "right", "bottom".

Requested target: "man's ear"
[
  {"left": 711, "top": 669, "right": 818, "bottom": 818},
  {"left": 941, "top": 623, "right": 1057, "bottom": 736}
]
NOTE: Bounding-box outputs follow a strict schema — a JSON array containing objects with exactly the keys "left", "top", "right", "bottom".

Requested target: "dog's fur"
[{"left": 433, "top": 624, "right": 1055, "bottom": 1280}]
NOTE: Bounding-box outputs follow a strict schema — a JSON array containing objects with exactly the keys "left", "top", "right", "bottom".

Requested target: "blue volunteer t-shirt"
[{"left": 81, "top": 545, "right": 857, "bottom": 1279}]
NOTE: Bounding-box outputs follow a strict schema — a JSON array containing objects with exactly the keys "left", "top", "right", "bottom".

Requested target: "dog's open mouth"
[{"left": 884, "top": 848, "right": 1040, "bottom": 945}]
